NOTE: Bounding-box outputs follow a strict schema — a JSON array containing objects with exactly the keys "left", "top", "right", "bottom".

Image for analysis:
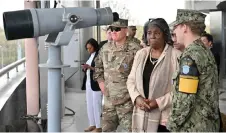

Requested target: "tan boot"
[
  {"left": 84, "top": 126, "right": 96, "bottom": 132},
  {"left": 92, "top": 128, "right": 102, "bottom": 132}
]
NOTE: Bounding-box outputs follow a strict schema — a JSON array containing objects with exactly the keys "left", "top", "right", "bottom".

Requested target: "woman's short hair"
[
  {"left": 85, "top": 38, "right": 99, "bottom": 52},
  {"left": 147, "top": 18, "right": 173, "bottom": 45}
]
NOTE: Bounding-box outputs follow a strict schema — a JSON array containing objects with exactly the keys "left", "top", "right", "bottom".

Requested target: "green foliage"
[
  {"left": 135, "top": 26, "right": 144, "bottom": 40},
  {"left": 0, "top": 27, "right": 25, "bottom": 68},
  {"left": 205, "top": 25, "right": 210, "bottom": 33}
]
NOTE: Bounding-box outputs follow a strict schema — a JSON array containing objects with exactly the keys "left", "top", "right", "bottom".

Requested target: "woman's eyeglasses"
[{"left": 110, "top": 27, "right": 121, "bottom": 32}]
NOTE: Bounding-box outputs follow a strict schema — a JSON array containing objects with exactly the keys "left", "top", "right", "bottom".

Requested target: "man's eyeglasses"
[{"left": 110, "top": 27, "right": 121, "bottom": 32}]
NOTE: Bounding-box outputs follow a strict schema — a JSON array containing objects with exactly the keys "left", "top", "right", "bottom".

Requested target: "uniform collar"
[
  {"left": 184, "top": 38, "right": 202, "bottom": 51},
  {"left": 110, "top": 37, "right": 130, "bottom": 52}
]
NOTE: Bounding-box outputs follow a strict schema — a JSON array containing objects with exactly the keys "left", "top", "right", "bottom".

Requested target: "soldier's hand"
[
  {"left": 98, "top": 81, "right": 105, "bottom": 95},
  {"left": 135, "top": 96, "right": 150, "bottom": 111}
]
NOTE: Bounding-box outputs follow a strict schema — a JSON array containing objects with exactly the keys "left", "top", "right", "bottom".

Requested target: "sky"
[
  {"left": 116, "top": 0, "right": 185, "bottom": 25},
  {"left": 0, "top": 0, "right": 24, "bottom": 28},
  {"left": 0, "top": 0, "right": 186, "bottom": 28}
]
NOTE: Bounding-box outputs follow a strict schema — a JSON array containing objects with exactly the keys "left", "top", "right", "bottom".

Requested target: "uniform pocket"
[
  {"left": 118, "top": 52, "right": 134, "bottom": 74},
  {"left": 102, "top": 51, "right": 109, "bottom": 64}
]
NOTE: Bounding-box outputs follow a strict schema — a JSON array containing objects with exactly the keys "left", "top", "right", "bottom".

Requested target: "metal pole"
[
  {"left": 1, "top": 47, "right": 3, "bottom": 68},
  {"left": 47, "top": 45, "right": 62, "bottom": 132},
  {"left": 41, "top": 0, "right": 46, "bottom": 8},
  {"left": 96, "top": 0, "right": 101, "bottom": 43}
]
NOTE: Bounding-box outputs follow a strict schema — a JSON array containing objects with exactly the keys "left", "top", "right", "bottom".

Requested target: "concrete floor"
[
  {"left": 61, "top": 88, "right": 88, "bottom": 132},
  {"left": 61, "top": 88, "right": 125, "bottom": 132}
]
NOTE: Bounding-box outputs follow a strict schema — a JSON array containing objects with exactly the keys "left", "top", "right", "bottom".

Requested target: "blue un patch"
[{"left": 182, "top": 65, "right": 190, "bottom": 74}]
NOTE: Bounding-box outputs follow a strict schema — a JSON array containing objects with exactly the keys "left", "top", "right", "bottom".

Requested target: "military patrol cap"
[
  {"left": 169, "top": 24, "right": 173, "bottom": 33},
  {"left": 170, "top": 9, "right": 206, "bottom": 27},
  {"left": 128, "top": 26, "right": 137, "bottom": 30},
  {"left": 110, "top": 18, "right": 128, "bottom": 28}
]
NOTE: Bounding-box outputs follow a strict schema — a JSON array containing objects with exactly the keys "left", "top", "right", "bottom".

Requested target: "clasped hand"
[
  {"left": 82, "top": 64, "right": 91, "bottom": 71},
  {"left": 135, "top": 96, "right": 158, "bottom": 112}
]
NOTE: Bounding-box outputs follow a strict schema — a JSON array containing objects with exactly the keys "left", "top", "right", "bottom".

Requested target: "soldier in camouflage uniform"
[
  {"left": 167, "top": 9, "right": 220, "bottom": 132},
  {"left": 94, "top": 19, "right": 141, "bottom": 132},
  {"left": 127, "top": 26, "right": 141, "bottom": 45}
]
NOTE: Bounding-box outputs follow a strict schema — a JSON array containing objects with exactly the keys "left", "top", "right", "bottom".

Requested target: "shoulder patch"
[
  {"left": 179, "top": 55, "right": 199, "bottom": 94},
  {"left": 182, "top": 65, "right": 190, "bottom": 74},
  {"left": 180, "top": 56, "right": 199, "bottom": 77}
]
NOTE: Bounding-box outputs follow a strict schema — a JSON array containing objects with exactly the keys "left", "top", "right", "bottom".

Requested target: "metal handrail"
[{"left": 0, "top": 58, "right": 26, "bottom": 78}]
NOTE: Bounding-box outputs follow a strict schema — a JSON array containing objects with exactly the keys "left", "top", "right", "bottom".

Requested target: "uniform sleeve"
[
  {"left": 93, "top": 48, "right": 104, "bottom": 83},
  {"left": 167, "top": 89, "right": 197, "bottom": 131},
  {"left": 127, "top": 50, "right": 141, "bottom": 104},
  {"left": 167, "top": 54, "right": 201, "bottom": 131}
]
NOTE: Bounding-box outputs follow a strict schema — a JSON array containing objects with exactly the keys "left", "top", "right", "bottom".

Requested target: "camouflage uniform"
[
  {"left": 128, "top": 26, "right": 141, "bottom": 45},
  {"left": 167, "top": 9, "right": 220, "bottom": 132},
  {"left": 128, "top": 36, "right": 141, "bottom": 45},
  {"left": 94, "top": 19, "right": 141, "bottom": 132}
]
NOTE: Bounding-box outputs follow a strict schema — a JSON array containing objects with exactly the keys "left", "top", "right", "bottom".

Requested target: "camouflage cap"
[
  {"left": 169, "top": 24, "right": 174, "bottom": 33},
  {"left": 110, "top": 18, "right": 128, "bottom": 28},
  {"left": 128, "top": 26, "right": 137, "bottom": 30},
  {"left": 170, "top": 9, "right": 206, "bottom": 27}
]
